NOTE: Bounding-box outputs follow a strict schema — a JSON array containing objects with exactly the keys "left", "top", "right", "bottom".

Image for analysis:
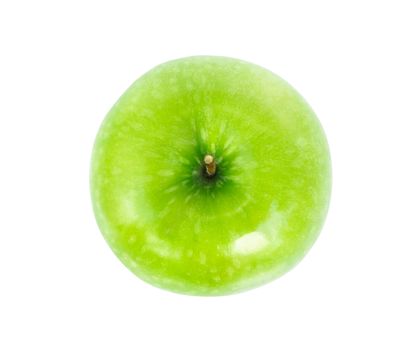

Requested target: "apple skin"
[{"left": 91, "top": 56, "right": 331, "bottom": 295}]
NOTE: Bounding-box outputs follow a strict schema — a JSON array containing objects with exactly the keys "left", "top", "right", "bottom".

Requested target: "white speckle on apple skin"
[{"left": 199, "top": 252, "right": 207, "bottom": 265}]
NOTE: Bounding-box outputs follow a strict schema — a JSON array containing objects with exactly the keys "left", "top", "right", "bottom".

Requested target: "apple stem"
[{"left": 204, "top": 155, "right": 216, "bottom": 177}]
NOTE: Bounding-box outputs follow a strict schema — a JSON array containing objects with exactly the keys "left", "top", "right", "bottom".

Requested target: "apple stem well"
[{"left": 204, "top": 155, "right": 216, "bottom": 177}]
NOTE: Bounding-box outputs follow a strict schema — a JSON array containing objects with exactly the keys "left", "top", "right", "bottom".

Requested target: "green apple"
[{"left": 90, "top": 56, "right": 331, "bottom": 295}]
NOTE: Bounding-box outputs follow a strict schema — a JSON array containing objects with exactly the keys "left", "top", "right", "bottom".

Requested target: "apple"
[{"left": 90, "top": 56, "right": 331, "bottom": 295}]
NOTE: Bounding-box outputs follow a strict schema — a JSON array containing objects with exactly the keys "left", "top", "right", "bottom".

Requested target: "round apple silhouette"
[{"left": 90, "top": 56, "right": 331, "bottom": 295}]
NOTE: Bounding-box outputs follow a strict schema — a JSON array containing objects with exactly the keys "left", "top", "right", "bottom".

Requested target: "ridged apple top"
[{"left": 90, "top": 56, "right": 331, "bottom": 295}]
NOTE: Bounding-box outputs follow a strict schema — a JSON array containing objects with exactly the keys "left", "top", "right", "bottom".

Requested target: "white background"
[{"left": 1, "top": 1, "right": 419, "bottom": 349}]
